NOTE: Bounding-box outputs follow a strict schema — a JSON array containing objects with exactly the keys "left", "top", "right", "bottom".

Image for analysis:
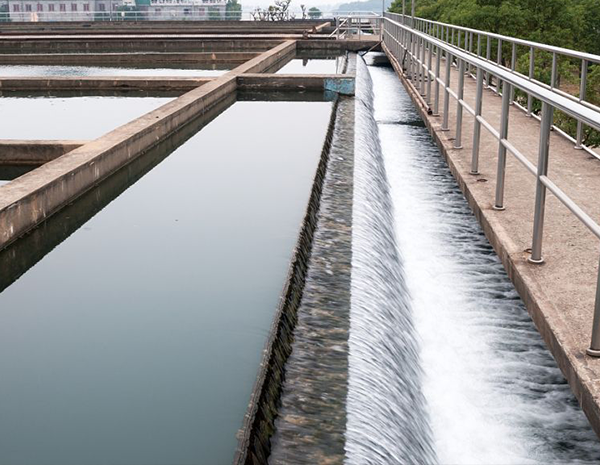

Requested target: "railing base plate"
[{"left": 586, "top": 348, "right": 600, "bottom": 357}]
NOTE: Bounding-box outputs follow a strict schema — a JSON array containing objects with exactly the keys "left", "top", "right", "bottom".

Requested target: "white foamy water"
[
  {"left": 347, "top": 56, "right": 436, "bottom": 465},
  {"left": 369, "top": 60, "right": 600, "bottom": 464}
]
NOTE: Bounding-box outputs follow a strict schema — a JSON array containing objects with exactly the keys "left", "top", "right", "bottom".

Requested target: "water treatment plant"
[{"left": 2, "top": 11, "right": 600, "bottom": 465}]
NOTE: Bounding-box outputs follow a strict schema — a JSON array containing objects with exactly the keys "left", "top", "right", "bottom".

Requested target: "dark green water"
[{"left": 0, "top": 100, "right": 332, "bottom": 465}]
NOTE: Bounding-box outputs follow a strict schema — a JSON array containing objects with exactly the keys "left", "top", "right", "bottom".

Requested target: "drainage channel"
[
  {"left": 256, "top": 54, "right": 600, "bottom": 465},
  {"left": 352, "top": 55, "right": 600, "bottom": 463},
  {"left": 0, "top": 97, "right": 333, "bottom": 465}
]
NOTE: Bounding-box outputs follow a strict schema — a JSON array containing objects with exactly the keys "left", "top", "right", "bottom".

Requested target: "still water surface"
[
  {"left": 0, "top": 65, "right": 227, "bottom": 77},
  {"left": 0, "top": 100, "right": 332, "bottom": 465},
  {"left": 276, "top": 58, "right": 341, "bottom": 74},
  {"left": 0, "top": 96, "right": 172, "bottom": 139}
]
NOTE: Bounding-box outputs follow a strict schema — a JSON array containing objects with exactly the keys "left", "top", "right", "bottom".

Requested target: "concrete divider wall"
[
  {"left": 0, "top": 95, "right": 234, "bottom": 294},
  {"left": 0, "top": 20, "right": 331, "bottom": 35},
  {"left": 0, "top": 140, "right": 87, "bottom": 164},
  {"left": 0, "top": 40, "right": 296, "bottom": 251},
  {"left": 0, "top": 39, "right": 285, "bottom": 54},
  {"left": 0, "top": 52, "right": 258, "bottom": 65},
  {"left": 234, "top": 95, "right": 342, "bottom": 465},
  {"left": 233, "top": 52, "right": 357, "bottom": 465},
  {"left": 0, "top": 77, "right": 211, "bottom": 92}
]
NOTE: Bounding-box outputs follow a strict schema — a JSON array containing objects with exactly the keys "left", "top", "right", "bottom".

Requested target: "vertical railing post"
[
  {"left": 426, "top": 39, "right": 433, "bottom": 104},
  {"left": 433, "top": 44, "right": 441, "bottom": 115},
  {"left": 496, "top": 39, "right": 503, "bottom": 92},
  {"left": 494, "top": 81, "right": 512, "bottom": 210},
  {"left": 442, "top": 51, "right": 452, "bottom": 131},
  {"left": 529, "top": 102, "right": 554, "bottom": 263},
  {"left": 576, "top": 59, "right": 588, "bottom": 149},
  {"left": 454, "top": 59, "right": 465, "bottom": 149},
  {"left": 410, "top": 30, "right": 415, "bottom": 81},
  {"left": 587, "top": 265, "right": 600, "bottom": 357},
  {"left": 420, "top": 36, "right": 427, "bottom": 95},
  {"left": 509, "top": 43, "right": 516, "bottom": 104},
  {"left": 468, "top": 31, "right": 473, "bottom": 74},
  {"left": 471, "top": 67, "right": 484, "bottom": 174},
  {"left": 551, "top": 52, "right": 557, "bottom": 89},
  {"left": 486, "top": 36, "right": 492, "bottom": 87},
  {"left": 527, "top": 47, "right": 534, "bottom": 116}
]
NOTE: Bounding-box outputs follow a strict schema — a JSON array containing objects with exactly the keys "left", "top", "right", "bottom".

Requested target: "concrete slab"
[
  {"left": 0, "top": 52, "right": 258, "bottom": 66},
  {"left": 0, "top": 74, "right": 354, "bottom": 95},
  {"left": 0, "top": 20, "right": 333, "bottom": 36},
  {"left": 238, "top": 74, "right": 354, "bottom": 95}
]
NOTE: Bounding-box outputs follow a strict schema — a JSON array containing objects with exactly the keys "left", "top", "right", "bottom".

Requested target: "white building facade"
[
  {"left": 5, "top": 0, "right": 128, "bottom": 21},
  {"left": 148, "top": 0, "right": 226, "bottom": 20}
]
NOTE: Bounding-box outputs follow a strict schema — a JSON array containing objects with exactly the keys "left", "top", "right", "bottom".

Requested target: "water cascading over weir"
[
  {"left": 346, "top": 56, "right": 437, "bottom": 465},
  {"left": 240, "top": 54, "right": 600, "bottom": 464}
]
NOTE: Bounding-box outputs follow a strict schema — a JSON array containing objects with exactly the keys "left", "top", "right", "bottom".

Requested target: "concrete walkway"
[{"left": 384, "top": 44, "right": 600, "bottom": 436}]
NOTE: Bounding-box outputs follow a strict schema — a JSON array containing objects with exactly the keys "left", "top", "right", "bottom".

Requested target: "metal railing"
[
  {"left": 331, "top": 13, "right": 382, "bottom": 40},
  {"left": 1, "top": 10, "right": 243, "bottom": 22},
  {"left": 387, "top": 12, "right": 600, "bottom": 159},
  {"left": 0, "top": 9, "right": 379, "bottom": 23},
  {"left": 382, "top": 13, "right": 600, "bottom": 356}
]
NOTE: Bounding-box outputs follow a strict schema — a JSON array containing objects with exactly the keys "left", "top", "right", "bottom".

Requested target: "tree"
[
  {"left": 388, "top": 0, "right": 600, "bottom": 147},
  {"left": 308, "top": 7, "right": 322, "bottom": 18},
  {"left": 226, "top": 0, "right": 242, "bottom": 20},
  {"left": 0, "top": 3, "right": 10, "bottom": 22},
  {"left": 208, "top": 6, "right": 222, "bottom": 20},
  {"left": 116, "top": 5, "right": 144, "bottom": 21},
  {"left": 251, "top": 0, "right": 294, "bottom": 21}
]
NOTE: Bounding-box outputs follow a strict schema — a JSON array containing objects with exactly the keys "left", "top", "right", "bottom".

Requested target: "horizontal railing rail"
[
  {"left": 0, "top": 10, "right": 379, "bottom": 23},
  {"left": 382, "top": 14, "right": 600, "bottom": 356},
  {"left": 385, "top": 12, "right": 600, "bottom": 159},
  {"left": 332, "top": 13, "right": 382, "bottom": 40}
]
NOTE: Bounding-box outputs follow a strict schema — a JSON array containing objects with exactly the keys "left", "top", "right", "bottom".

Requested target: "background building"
[{"left": 148, "top": 0, "right": 226, "bottom": 20}]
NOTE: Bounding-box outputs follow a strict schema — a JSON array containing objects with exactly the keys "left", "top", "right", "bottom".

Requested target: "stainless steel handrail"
[
  {"left": 385, "top": 11, "right": 600, "bottom": 157},
  {"left": 382, "top": 15, "right": 600, "bottom": 356},
  {"left": 386, "top": 12, "right": 600, "bottom": 65}
]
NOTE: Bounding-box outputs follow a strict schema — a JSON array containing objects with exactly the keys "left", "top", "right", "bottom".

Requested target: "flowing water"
[
  {"left": 346, "top": 56, "right": 437, "bottom": 465},
  {"left": 352, "top": 55, "right": 600, "bottom": 464}
]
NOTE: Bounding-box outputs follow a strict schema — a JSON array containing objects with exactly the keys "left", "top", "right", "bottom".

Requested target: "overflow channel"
[{"left": 351, "top": 54, "right": 600, "bottom": 464}]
